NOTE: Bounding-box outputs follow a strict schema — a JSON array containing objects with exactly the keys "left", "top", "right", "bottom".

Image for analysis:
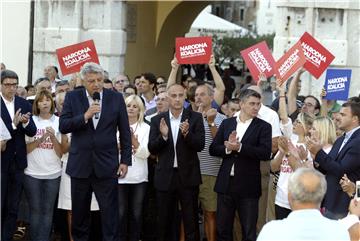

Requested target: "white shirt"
[
  {"left": 339, "top": 126, "right": 360, "bottom": 153},
  {"left": 169, "top": 110, "right": 182, "bottom": 168},
  {"left": 86, "top": 90, "right": 103, "bottom": 129},
  {"left": 257, "top": 104, "right": 282, "bottom": 138},
  {"left": 25, "top": 115, "right": 62, "bottom": 179},
  {"left": 1, "top": 94, "right": 29, "bottom": 129},
  {"left": 1, "top": 93, "right": 15, "bottom": 129},
  {"left": 258, "top": 209, "right": 350, "bottom": 240},
  {"left": 229, "top": 113, "right": 253, "bottom": 176}
]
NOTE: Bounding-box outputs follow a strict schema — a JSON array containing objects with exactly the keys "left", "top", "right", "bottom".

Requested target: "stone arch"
[{"left": 124, "top": 1, "right": 209, "bottom": 80}]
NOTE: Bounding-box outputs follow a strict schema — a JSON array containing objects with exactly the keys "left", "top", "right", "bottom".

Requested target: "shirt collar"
[
  {"left": 345, "top": 126, "right": 360, "bottom": 139},
  {"left": 86, "top": 89, "right": 103, "bottom": 100},
  {"left": 236, "top": 111, "right": 253, "bottom": 124},
  {"left": 0, "top": 93, "right": 15, "bottom": 104},
  {"left": 169, "top": 110, "right": 183, "bottom": 120}
]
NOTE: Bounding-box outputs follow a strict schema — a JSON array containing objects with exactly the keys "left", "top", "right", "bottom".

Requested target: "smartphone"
[{"left": 356, "top": 181, "right": 360, "bottom": 200}]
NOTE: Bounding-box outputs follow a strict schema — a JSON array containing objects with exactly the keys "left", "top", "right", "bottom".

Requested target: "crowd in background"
[{"left": 1, "top": 55, "right": 360, "bottom": 241}]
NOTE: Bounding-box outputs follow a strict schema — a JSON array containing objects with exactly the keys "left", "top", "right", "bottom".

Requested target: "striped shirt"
[{"left": 198, "top": 112, "right": 226, "bottom": 176}]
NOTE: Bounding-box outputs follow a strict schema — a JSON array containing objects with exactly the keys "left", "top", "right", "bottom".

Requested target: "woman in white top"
[
  {"left": 24, "top": 90, "right": 62, "bottom": 241},
  {"left": 118, "top": 94, "right": 150, "bottom": 241},
  {"left": 271, "top": 81, "right": 315, "bottom": 219}
]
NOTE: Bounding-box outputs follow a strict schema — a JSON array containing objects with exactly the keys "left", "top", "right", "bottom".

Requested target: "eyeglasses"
[
  {"left": 116, "top": 79, "right": 125, "bottom": 84},
  {"left": 155, "top": 97, "right": 166, "bottom": 102},
  {"left": 2, "top": 83, "right": 18, "bottom": 88}
]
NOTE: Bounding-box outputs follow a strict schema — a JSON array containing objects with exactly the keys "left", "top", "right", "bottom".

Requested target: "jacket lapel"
[
  {"left": 239, "top": 117, "right": 258, "bottom": 143},
  {"left": 336, "top": 129, "right": 360, "bottom": 161},
  {"left": 95, "top": 89, "right": 108, "bottom": 130},
  {"left": 79, "top": 89, "right": 94, "bottom": 129}
]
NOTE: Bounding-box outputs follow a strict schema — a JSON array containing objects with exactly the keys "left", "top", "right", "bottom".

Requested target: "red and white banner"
[
  {"left": 275, "top": 42, "right": 306, "bottom": 85},
  {"left": 240, "top": 41, "right": 276, "bottom": 83},
  {"left": 175, "top": 36, "right": 212, "bottom": 64},
  {"left": 56, "top": 40, "right": 100, "bottom": 76},
  {"left": 299, "top": 32, "right": 335, "bottom": 79}
]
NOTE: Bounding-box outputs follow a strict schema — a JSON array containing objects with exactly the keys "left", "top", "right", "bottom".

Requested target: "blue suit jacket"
[
  {"left": 209, "top": 117, "right": 272, "bottom": 197},
  {"left": 59, "top": 88, "right": 132, "bottom": 178},
  {"left": 315, "top": 128, "right": 360, "bottom": 218},
  {"left": 1, "top": 96, "right": 37, "bottom": 172}
]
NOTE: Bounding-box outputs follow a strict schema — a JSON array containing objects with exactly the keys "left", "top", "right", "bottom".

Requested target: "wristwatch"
[{"left": 208, "top": 122, "right": 215, "bottom": 127}]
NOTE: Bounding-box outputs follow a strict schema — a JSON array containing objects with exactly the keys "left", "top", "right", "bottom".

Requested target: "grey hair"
[
  {"left": 80, "top": 62, "right": 104, "bottom": 80},
  {"left": 288, "top": 168, "right": 327, "bottom": 205},
  {"left": 197, "top": 84, "right": 214, "bottom": 96}
]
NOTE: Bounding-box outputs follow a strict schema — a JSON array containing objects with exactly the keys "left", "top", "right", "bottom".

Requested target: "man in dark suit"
[
  {"left": 1, "top": 70, "right": 37, "bottom": 241},
  {"left": 148, "top": 84, "right": 205, "bottom": 241},
  {"left": 59, "top": 62, "right": 132, "bottom": 241},
  {"left": 308, "top": 101, "right": 360, "bottom": 219},
  {"left": 209, "top": 89, "right": 272, "bottom": 241}
]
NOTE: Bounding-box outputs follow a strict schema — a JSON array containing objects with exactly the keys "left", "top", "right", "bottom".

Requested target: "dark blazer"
[
  {"left": 1, "top": 96, "right": 37, "bottom": 172},
  {"left": 209, "top": 117, "right": 272, "bottom": 198},
  {"left": 59, "top": 88, "right": 132, "bottom": 178},
  {"left": 148, "top": 108, "right": 205, "bottom": 191},
  {"left": 315, "top": 128, "right": 360, "bottom": 218}
]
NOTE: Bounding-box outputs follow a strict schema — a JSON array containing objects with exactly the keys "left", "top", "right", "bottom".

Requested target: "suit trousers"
[
  {"left": 216, "top": 178, "right": 259, "bottom": 241},
  {"left": 156, "top": 169, "right": 200, "bottom": 241},
  {"left": 1, "top": 161, "right": 25, "bottom": 241},
  {"left": 71, "top": 174, "right": 119, "bottom": 241}
]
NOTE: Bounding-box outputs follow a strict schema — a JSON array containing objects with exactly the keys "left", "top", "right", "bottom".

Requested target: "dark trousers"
[
  {"left": 156, "top": 170, "right": 200, "bottom": 241},
  {"left": 1, "top": 167, "right": 24, "bottom": 241},
  {"left": 71, "top": 175, "right": 119, "bottom": 241},
  {"left": 275, "top": 204, "right": 291, "bottom": 220},
  {"left": 216, "top": 180, "right": 259, "bottom": 241},
  {"left": 118, "top": 182, "right": 147, "bottom": 241}
]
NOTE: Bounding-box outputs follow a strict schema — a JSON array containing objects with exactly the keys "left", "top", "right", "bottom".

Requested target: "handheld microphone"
[{"left": 93, "top": 92, "right": 101, "bottom": 119}]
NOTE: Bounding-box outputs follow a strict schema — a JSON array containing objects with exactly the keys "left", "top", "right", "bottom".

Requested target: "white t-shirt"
[
  {"left": 25, "top": 115, "right": 62, "bottom": 179},
  {"left": 275, "top": 142, "right": 313, "bottom": 209}
]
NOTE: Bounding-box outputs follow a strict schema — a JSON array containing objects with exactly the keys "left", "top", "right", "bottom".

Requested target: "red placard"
[
  {"left": 275, "top": 42, "right": 306, "bottom": 85},
  {"left": 240, "top": 41, "right": 276, "bottom": 83},
  {"left": 299, "top": 32, "right": 335, "bottom": 79},
  {"left": 175, "top": 37, "right": 212, "bottom": 64},
  {"left": 56, "top": 40, "right": 100, "bottom": 76}
]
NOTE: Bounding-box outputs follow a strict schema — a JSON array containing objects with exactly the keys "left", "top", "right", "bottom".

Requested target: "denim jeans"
[
  {"left": 118, "top": 182, "right": 147, "bottom": 241},
  {"left": 23, "top": 175, "right": 60, "bottom": 241}
]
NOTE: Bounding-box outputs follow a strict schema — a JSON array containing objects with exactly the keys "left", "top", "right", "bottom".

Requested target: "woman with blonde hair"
[
  {"left": 118, "top": 94, "right": 150, "bottom": 241},
  {"left": 309, "top": 116, "right": 337, "bottom": 153}
]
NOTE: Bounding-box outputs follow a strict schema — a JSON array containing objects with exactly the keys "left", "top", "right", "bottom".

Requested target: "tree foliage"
[{"left": 213, "top": 33, "right": 275, "bottom": 64}]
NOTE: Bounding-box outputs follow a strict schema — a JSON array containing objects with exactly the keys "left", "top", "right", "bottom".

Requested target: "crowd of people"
[{"left": 1, "top": 56, "right": 360, "bottom": 241}]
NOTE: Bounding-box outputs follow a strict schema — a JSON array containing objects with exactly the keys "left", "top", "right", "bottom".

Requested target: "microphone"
[{"left": 93, "top": 92, "right": 101, "bottom": 119}]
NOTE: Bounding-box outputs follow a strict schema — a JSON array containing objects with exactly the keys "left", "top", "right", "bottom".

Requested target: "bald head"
[{"left": 288, "top": 168, "right": 327, "bottom": 208}]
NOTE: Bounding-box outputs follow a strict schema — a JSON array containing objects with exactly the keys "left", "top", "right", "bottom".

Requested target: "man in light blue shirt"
[{"left": 257, "top": 168, "right": 350, "bottom": 240}]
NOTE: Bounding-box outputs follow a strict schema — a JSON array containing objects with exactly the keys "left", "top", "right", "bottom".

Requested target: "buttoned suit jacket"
[
  {"left": 148, "top": 108, "right": 205, "bottom": 191},
  {"left": 59, "top": 87, "right": 132, "bottom": 178},
  {"left": 209, "top": 116, "right": 272, "bottom": 197}
]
